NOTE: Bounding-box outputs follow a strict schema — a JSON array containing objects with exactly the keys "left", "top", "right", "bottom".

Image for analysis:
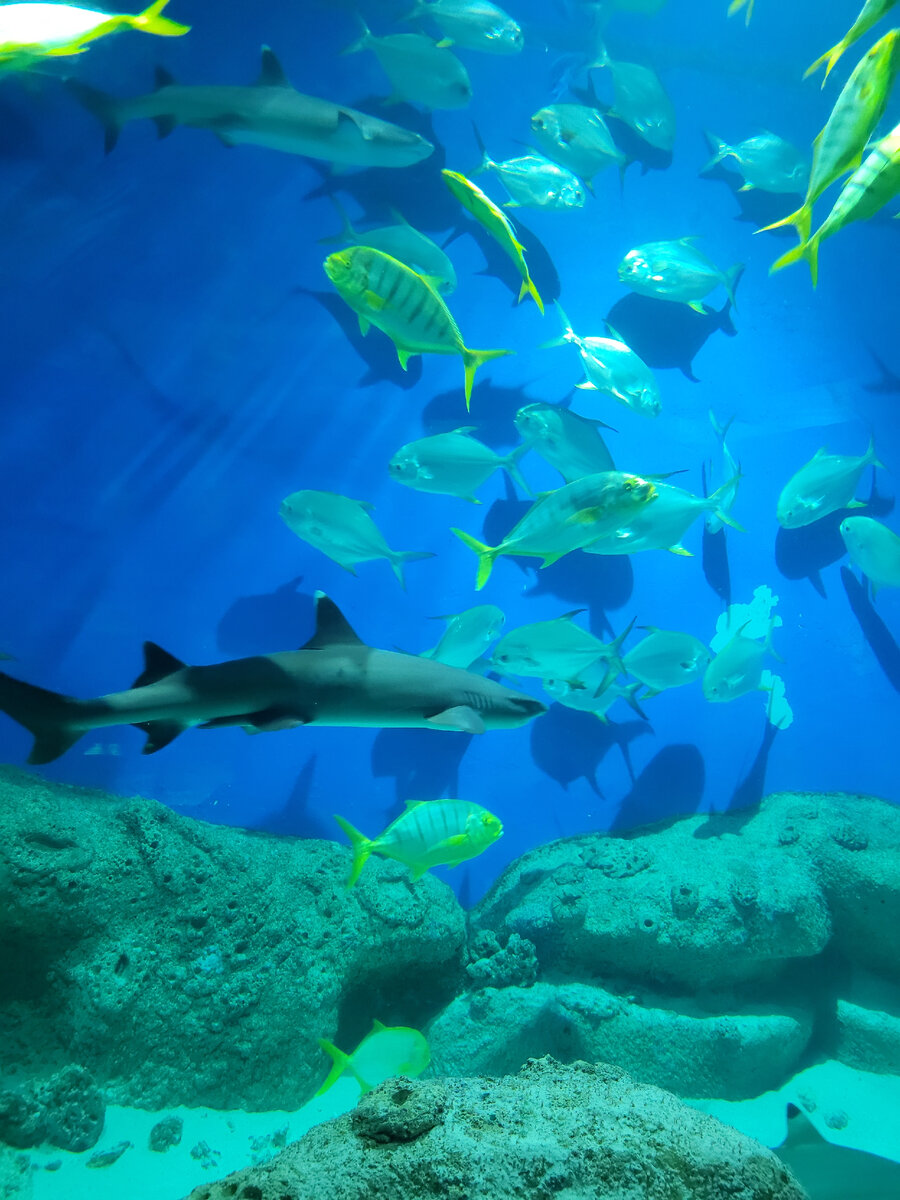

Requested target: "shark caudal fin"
[
  {"left": 0, "top": 672, "right": 84, "bottom": 764},
  {"left": 128, "top": 0, "right": 191, "bottom": 37},
  {"left": 64, "top": 78, "right": 125, "bottom": 153},
  {"left": 389, "top": 550, "right": 436, "bottom": 590},
  {"left": 461, "top": 347, "right": 513, "bottom": 411},
  {"left": 451, "top": 528, "right": 500, "bottom": 590},
  {"left": 333, "top": 814, "right": 374, "bottom": 887}
]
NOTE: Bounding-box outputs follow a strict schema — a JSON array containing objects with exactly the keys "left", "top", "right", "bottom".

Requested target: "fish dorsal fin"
[
  {"left": 371, "top": 1018, "right": 388, "bottom": 1032},
  {"left": 154, "top": 66, "right": 176, "bottom": 90},
  {"left": 560, "top": 609, "right": 587, "bottom": 621},
  {"left": 133, "top": 642, "right": 186, "bottom": 688},
  {"left": 451, "top": 426, "right": 478, "bottom": 435},
  {"left": 403, "top": 799, "right": 422, "bottom": 810},
  {"left": 257, "top": 46, "right": 289, "bottom": 87},
  {"left": 302, "top": 592, "right": 365, "bottom": 649}
]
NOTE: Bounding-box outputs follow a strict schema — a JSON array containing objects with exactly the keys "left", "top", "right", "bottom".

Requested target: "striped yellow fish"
[
  {"left": 771, "top": 121, "right": 900, "bottom": 285},
  {"left": 324, "top": 245, "right": 512, "bottom": 410},
  {"left": 760, "top": 30, "right": 900, "bottom": 243},
  {"left": 0, "top": 1, "right": 188, "bottom": 65},
  {"left": 441, "top": 168, "right": 544, "bottom": 314},
  {"left": 333, "top": 799, "right": 502, "bottom": 886},
  {"left": 805, "top": 0, "right": 898, "bottom": 85}
]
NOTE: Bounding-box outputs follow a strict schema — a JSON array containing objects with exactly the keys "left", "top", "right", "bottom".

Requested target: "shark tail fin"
[
  {"left": 64, "top": 78, "right": 124, "bottom": 153},
  {"left": 451, "top": 528, "right": 500, "bottom": 591},
  {"left": 517, "top": 276, "right": 545, "bottom": 315},
  {"left": 390, "top": 550, "right": 436, "bottom": 590},
  {"left": 129, "top": 0, "right": 191, "bottom": 37},
  {"left": 333, "top": 814, "right": 374, "bottom": 888},
  {"left": 500, "top": 443, "right": 531, "bottom": 495},
  {"left": 315, "top": 1039, "right": 353, "bottom": 1096},
  {"left": 461, "top": 346, "right": 513, "bottom": 411},
  {"left": 0, "top": 672, "right": 84, "bottom": 764}
]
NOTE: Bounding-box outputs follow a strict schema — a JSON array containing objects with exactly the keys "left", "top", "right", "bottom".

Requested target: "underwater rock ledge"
[
  {"left": 0, "top": 766, "right": 465, "bottom": 1111},
  {"left": 184, "top": 1056, "right": 809, "bottom": 1200}
]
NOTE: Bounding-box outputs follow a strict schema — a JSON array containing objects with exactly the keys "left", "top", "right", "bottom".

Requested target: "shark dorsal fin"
[
  {"left": 257, "top": 46, "right": 289, "bottom": 87},
  {"left": 302, "top": 593, "right": 364, "bottom": 649},
  {"left": 154, "top": 66, "right": 176, "bottom": 91},
  {"left": 133, "top": 642, "right": 187, "bottom": 688}
]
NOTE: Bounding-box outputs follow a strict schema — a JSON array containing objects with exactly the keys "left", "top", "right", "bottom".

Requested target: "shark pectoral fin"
[
  {"left": 426, "top": 705, "right": 485, "bottom": 734},
  {"left": 136, "top": 720, "right": 189, "bottom": 755},
  {"left": 153, "top": 114, "right": 177, "bottom": 140},
  {"left": 133, "top": 642, "right": 187, "bottom": 688}
]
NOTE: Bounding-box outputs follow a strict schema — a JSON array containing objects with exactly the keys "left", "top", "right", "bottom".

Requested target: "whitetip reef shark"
[
  {"left": 64, "top": 46, "right": 435, "bottom": 166},
  {"left": 0, "top": 593, "right": 547, "bottom": 764}
]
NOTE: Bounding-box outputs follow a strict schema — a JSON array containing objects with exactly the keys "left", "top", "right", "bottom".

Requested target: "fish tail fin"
[
  {"left": 129, "top": 0, "right": 191, "bottom": 37},
  {"left": 770, "top": 235, "right": 819, "bottom": 286},
  {"left": 0, "top": 672, "right": 85, "bottom": 764},
  {"left": 517, "top": 277, "right": 545, "bottom": 315},
  {"left": 604, "top": 617, "right": 635, "bottom": 675},
  {"left": 702, "top": 131, "right": 732, "bottom": 173},
  {"left": 723, "top": 263, "right": 744, "bottom": 309},
  {"left": 315, "top": 1039, "right": 354, "bottom": 1096},
  {"left": 709, "top": 409, "right": 735, "bottom": 444},
  {"left": 708, "top": 476, "right": 744, "bottom": 531},
  {"left": 622, "top": 682, "right": 648, "bottom": 721},
  {"left": 471, "top": 121, "right": 490, "bottom": 175},
  {"left": 866, "top": 434, "right": 885, "bottom": 471},
  {"left": 451, "top": 528, "right": 499, "bottom": 591},
  {"left": 391, "top": 550, "right": 436, "bottom": 589},
  {"left": 333, "top": 814, "right": 373, "bottom": 887},
  {"left": 804, "top": 40, "right": 845, "bottom": 86},
  {"left": 593, "top": 667, "right": 619, "bottom": 699},
  {"left": 539, "top": 302, "right": 576, "bottom": 350},
  {"left": 319, "top": 197, "right": 357, "bottom": 246},
  {"left": 64, "top": 78, "right": 124, "bottom": 153},
  {"left": 501, "top": 443, "right": 531, "bottom": 495},
  {"left": 765, "top": 617, "right": 785, "bottom": 664},
  {"left": 462, "top": 347, "right": 513, "bottom": 411},
  {"left": 757, "top": 203, "right": 812, "bottom": 243},
  {"left": 342, "top": 16, "right": 372, "bottom": 55}
]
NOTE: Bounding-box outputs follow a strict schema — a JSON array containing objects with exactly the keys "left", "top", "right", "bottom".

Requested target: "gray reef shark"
[
  {"left": 0, "top": 593, "right": 546, "bottom": 764},
  {"left": 65, "top": 46, "right": 434, "bottom": 166}
]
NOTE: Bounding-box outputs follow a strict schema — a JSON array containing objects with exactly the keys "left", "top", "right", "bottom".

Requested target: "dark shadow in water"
[
  {"left": 263, "top": 755, "right": 335, "bottom": 840},
  {"left": 216, "top": 577, "right": 316, "bottom": 656},
  {"left": 480, "top": 477, "right": 533, "bottom": 546},
  {"left": 605, "top": 287, "right": 740, "bottom": 382},
  {"left": 611, "top": 743, "right": 705, "bottom": 831},
  {"left": 702, "top": 525, "right": 731, "bottom": 609},
  {"left": 525, "top": 553, "right": 634, "bottom": 638},
  {"left": 841, "top": 566, "right": 900, "bottom": 693},
  {"left": 371, "top": 727, "right": 474, "bottom": 801},
  {"left": 569, "top": 78, "right": 673, "bottom": 175},
  {"left": 421, "top": 379, "right": 537, "bottom": 448},
  {"left": 444, "top": 213, "right": 561, "bottom": 310},
  {"left": 698, "top": 160, "right": 803, "bottom": 232},
  {"left": 775, "top": 482, "right": 893, "bottom": 598},
  {"left": 293, "top": 285, "right": 423, "bottom": 390},
  {"left": 864, "top": 348, "right": 900, "bottom": 395},
  {"left": 529, "top": 703, "right": 651, "bottom": 796},
  {"left": 691, "top": 721, "right": 777, "bottom": 838}
]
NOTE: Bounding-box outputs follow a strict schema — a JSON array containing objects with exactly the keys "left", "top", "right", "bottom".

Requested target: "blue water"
[{"left": 0, "top": 0, "right": 897, "bottom": 905}]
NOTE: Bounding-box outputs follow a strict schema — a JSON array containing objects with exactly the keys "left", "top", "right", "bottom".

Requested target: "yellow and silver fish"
[
  {"left": 761, "top": 29, "right": 900, "bottom": 242},
  {"left": 805, "top": 0, "right": 898, "bottom": 85},
  {"left": 770, "top": 121, "right": 900, "bottom": 285},
  {"left": 324, "top": 245, "right": 511, "bottom": 409},
  {"left": 316, "top": 1021, "right": 430, "bottom": 1096},
  {"left": 334, "top": 798, "right": 503, "bottom": 886},
  {"left": 441, "top": 168, "right": 544, "bottom": 313}
]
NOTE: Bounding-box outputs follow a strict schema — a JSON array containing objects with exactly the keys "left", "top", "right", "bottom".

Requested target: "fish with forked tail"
[
  {"left": 0, "top": 0, "right": 188, "bottom": 67},
  {"left": 0, "top": 593, "right": 547, "bottom": 763}
]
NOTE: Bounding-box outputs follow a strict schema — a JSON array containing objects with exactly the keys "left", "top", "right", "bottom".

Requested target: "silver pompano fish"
[
  {"left": 321, "top": 199, "right": 456, "bottom": 292},
  {"left": 594, "top": 54, "right": 676, "bottom": 152},
  {"left": 703, "top": 618, "right": 779, "bottom": 703},
  {"left": 0, "top": 593, "right": 548, "bottom": 763},
  {"left": 543, "top": 304, "right": 660, "bottom": 417},
  {"left": 279, "top": 489, "right": 434, "bottom": 588},
  {"left": 474, "top": 143, "right": 586, "bottom": 210},
  {"left": 388, "top": 428, "right": 529, "bottom": 501},
  {"left": 404, "top": 0, "right": 523, "bottom": 54},
  {"left": 514, "top": 402, "right": 615, "bottom": 483},
  {"left": 65, "top": 48, "right": 434, "bottom": 165},
  {"left": 776, "top": 437, "right": 883, "bottom": 529},
  {"left": 618, "top": 238, "right": 743, "bottom": 313},
  {"left": 705, "top": 411, "right": 742, "bottom": 534},
  {"left": 422, "top": 605, "right": 505, "bottom": 668},
  {"left": 840, "top": 516, "right": 900, "bottom": 596},
  {"left": 453, "top": 470, "right": 657, "bottom": 588},
  {"left": 703, "top": 130, "right": 808, "bottom": 194},
  {"left": 490, "top": 611, "right": 632, "bottom": 678},
  {"left": 344, "top": 20, "right": 472, "bottom": 110},
  {"left": 530, "top": 102, "right": 624, "bottom": 182},
  {"left": 622, "top": 627, "right": 711, "bottom": 695},
  {"left": 543, "top": 666, "right": 646, "bottom": 723}
]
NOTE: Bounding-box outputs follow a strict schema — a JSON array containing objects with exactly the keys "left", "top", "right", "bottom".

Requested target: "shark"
[
  {"left": 64, "top": 46, "right": 435, "bottom": 166},
  {"left": 0, "top": 593, "right": 547, "bottom": 764}
]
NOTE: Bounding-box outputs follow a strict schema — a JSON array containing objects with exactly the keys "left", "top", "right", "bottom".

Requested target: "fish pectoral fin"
[
  {"left": 397, "top": 345, "right": 414, "bottom": 369},
  {"left": 425, "top": 705, "right": 486, "bottom": 734},
  {"left": 846, "top": 499, "right": 867, "bottom": 509},
  {"left": 363, "top": 289, "right": 386, "bottom": 311},
  {"left": 432, "top": 834, "right": 469, "bottom": 850},
  {"left": 358, "top": 314, "right": 371, "bottom": 336},
  {"left": 687, "top": 301, "right": 708, "bottom": 314},
  {"left": 135, "top": 720, "right": 189, "bottom": 755},
  {"left": 667, "top": 545, "right": 693, "bottom": 557}
]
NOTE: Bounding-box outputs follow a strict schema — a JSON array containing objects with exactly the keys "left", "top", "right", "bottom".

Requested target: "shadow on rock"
[
  {"left": 612, "top": 743, "right": 705, "bottom": 831},
  {"left": 216, "top": 577, "right": 316, "bottom": 656},
  {"left": 371, "top": 727, "right": 474, "bottom": 801},
  {"left": 530, "top": 703, "right": 651, "bottom": 796},
  {"left": 841, "top": 566, "right": 900, "bottom": 692}
]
